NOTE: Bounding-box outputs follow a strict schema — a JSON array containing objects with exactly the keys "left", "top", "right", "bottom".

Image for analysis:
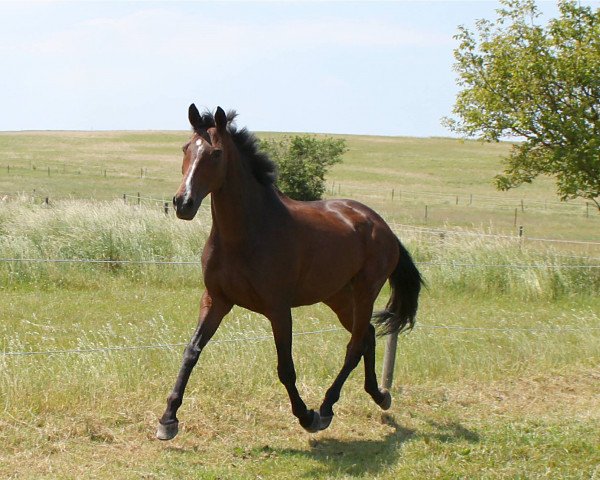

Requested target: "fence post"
[
  {"left": 391, "top": 188, "right": 394, "bottom": 201},
  {"left": 425, "top": 205, "right": 428, "bottom": 222},
  {"left": 123, "top": 193, "right": 126, "bottom": 204},
  {"left": 519, "top": 225, "right": 524, "bottom": 248},
  {"left": 45, "top": 197, "right": 49, "bottom": 205},
  {"left": 521, "top": 199, "right": 524, "bottom": 212},
  {"left": 514, "top": 208, "right": 518, "bottom": 227},
  {"left": 164, "top": 202, "right": 169, "bottom": 215},
  {"left": 137, "top": 192, "right": 140, "bottom": 205},
  {"left": 456, "top": 195, "right": 458, "bottom": 205},
  {"left": 381, "top": 331, "right": 399, "bottom": 390},
  {"left": 586, "top": 202, "right": 589, "bottom": 218},
  {"left": 469, "top": 194, "right": 473, "bottom": 205},
  {"left": 7, "top": 165, "right": 9, "bottom": 174}
]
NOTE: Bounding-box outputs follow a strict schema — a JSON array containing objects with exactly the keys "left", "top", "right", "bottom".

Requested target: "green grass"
[
  {"left": 1, "top": 275, "right": 599, "bottom": 479},
  {"left": 1, "top": 131, "right": 599, "bottom": 478}
]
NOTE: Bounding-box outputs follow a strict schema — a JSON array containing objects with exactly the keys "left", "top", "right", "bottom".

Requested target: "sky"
[{"left": 1, "top": 1, "right": 598, "bottom": 136}]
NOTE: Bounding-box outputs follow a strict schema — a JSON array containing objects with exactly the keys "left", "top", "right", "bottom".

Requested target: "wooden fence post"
[
  {"left": 519, "top": 225, "right": 524, "bottom": 248},
  {"left": 514, "top": 208, "right": 518, "bottom": 227},
  {"left": 164, "top": 202, "right": 169, "bottom": 215},
  {"left": 425, "top": 205, "right": 428, "bottom": 222},
  {"left": 137, "top": 192, "right": 140, "bottom": 205},
  {"left": 381, "top": 331, "right": 399, "bottom": 390},
  {"left": 123, "top": 193, "right": 126, "bottom": 204}
]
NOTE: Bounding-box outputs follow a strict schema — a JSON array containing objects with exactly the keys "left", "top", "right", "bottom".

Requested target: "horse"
[{"left": 156, "top": 105, "right": 423, "bottom": 440}]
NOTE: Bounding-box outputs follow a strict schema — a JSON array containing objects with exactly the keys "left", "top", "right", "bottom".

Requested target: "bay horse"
[{"left": 156, "top": 105, "right": 422, "bottom": 440}]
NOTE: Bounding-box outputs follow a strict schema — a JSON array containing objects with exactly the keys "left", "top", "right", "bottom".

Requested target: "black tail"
[{"left": 372, "top": 239, "right": 424, "bottom": 336}]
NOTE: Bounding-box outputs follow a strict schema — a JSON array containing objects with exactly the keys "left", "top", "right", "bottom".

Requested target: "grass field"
[{"left": 0, "top": 131, "right": 599, "bottom": 479}]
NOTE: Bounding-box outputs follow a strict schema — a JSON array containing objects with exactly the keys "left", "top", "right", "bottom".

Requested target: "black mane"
[{"left": 193, "top": 110, "right": 277, "bottom": 186}]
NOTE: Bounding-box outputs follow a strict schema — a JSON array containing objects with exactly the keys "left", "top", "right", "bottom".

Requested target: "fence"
[
  {"left": 390, "top": 223, "right": 600, "bottom": 248},
  {"left": 2, "top": 160, "right": 149, "bottom": 180},
  {"left": 330, "top": 182, "right": 597, "bottom": 214},
  {"left": 2, "top": 253, "right": 599, "bottom": 389},
  {"left": 2, "top": 322, "right": 598, "bottom": 358},
  {"left": 1, "top": 256, "right": 599, "bottom": 269}
]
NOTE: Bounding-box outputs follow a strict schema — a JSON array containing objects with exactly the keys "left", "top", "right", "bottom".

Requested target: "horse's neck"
[{"left": 210, "top": 163, "right": 276, "bottom": 247}]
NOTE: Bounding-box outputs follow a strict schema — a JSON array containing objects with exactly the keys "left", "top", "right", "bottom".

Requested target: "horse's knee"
[
  {"left": 182, "top": 344, "right": 201, "bottom": 367},
  {"left": 277, "top": 363, "right": 296, "bottom": 386}
]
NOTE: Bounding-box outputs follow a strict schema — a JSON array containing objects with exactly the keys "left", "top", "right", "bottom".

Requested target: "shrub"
[{"left": 260, "top": 135, "right": 347, "bottom": 201}]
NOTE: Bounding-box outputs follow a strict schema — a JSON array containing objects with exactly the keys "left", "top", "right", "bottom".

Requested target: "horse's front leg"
[
  {"left": 268, "top": 308, "right": 321, "bottom": 433},
  {"left": 156, "top": 291, "right": 232, "bottom": 440}
]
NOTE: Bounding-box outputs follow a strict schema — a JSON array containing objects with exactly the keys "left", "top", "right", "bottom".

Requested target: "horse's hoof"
[
  {"left": 319, "top": 415, "right": 333, "bottom": 431},
  {"left": 378, "top": 388, "right": 392, "bottom": 410},
  {"left": 302, "top": 410, "right": 321, "bottom": 434},
  {"left": 156, "top": 420, "right": 179, "bottom": 440}
]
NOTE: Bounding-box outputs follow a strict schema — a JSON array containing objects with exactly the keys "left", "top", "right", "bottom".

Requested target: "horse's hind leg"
[
  {"left": 363, "top": 324, "right": 392, "bottom": 410},
  {"left": 318, "top": 291, "right": 375, "bottom": 431},
  {"left": 156, "top": 291, "right": 232, "bottom": 440}
]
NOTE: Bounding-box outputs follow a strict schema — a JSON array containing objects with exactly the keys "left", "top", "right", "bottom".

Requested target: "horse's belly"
[{"left": 290, "top": 252, "right": 361, "bottom": 306}]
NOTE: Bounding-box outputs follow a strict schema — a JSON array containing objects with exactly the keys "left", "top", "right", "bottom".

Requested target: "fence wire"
[
  {"left": 1, "top": 257, "right": 598, "bottom": 269},
  {"left": 2, "top": 323, "right": 599, "bottom": 358},
  {"left": 392, "top": 223, "right": 600, "bottom": 246}
]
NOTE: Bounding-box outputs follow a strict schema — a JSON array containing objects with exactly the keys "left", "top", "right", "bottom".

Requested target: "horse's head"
[{"left": 173, "top": 104, "right": 230, "bottom": 220}]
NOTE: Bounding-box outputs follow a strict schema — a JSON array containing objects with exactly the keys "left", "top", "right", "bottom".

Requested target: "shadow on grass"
[{"left": 278, "top": 416, "right": 480, "bottom": 478}]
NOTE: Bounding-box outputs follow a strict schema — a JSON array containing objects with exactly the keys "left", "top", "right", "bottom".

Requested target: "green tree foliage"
[
  {"left": 444, "top": 0, "right": 600, "bottom": 210},
  {"left": 260, "top": 135, "right": 347, "bottom": 201}
]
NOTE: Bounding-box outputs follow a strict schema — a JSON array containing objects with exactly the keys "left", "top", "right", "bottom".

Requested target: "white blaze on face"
[{"left": 184, "top": 139, "right": 205, "bottom": 202}]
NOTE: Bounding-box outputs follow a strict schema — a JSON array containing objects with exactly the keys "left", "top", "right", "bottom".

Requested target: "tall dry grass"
[{"left": 1, "top": 198, "right": 597, "bottom": 298}]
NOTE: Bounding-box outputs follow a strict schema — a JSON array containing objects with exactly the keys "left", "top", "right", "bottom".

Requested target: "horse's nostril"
[{"left": 172, "top": 196, "right": 177, "bottom": 206}]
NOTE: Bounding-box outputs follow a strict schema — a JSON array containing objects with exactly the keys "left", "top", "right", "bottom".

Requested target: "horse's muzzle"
[{"left": 173, "top": 195, "right": 199, "bottom": 220}]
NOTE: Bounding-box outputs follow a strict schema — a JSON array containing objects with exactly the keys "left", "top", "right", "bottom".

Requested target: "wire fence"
[
  {"left": 331, "top": 183, "right": 598, "bottom": 214},
  {"left": 392, "top": 223, "right": 600, "bottom": 247},
  {"left": 2, "top": 322, "right": 599, "bottom": 358},
  {"left": 2, "top": 194, "right": 598, "bottom": 359},
  {"left": 1, "top": 256, "right": 599, "bottom": 269}
]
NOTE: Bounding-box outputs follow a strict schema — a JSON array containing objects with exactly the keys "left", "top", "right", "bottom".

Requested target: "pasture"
[{"left": 1, "top": 131, "right": 599, "bottom": 479}]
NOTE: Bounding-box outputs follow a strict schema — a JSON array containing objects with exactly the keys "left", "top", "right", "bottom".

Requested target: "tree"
[
  {"left": 260, "top": 135, "right": 347, "bottom": 201},
  {"left": 444, "top": 0, "right": 600, "bottom": 210}
]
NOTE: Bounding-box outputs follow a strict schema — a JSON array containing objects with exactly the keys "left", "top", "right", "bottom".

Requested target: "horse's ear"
[
  {"left": 188, "top": 104, "right": 202, "bottom": 132},
  {"left": 215, "top": 106, "right": 227, "bottom": 132}
]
